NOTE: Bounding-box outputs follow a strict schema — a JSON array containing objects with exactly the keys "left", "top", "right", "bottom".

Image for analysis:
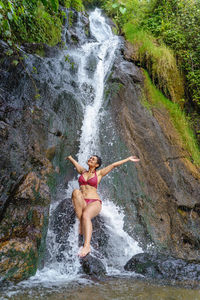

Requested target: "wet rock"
[
  {"left": 91, "top": 216, "right": 109, "bottom": 257},
  {"left": 108, "top": 48, "right": 200, "bottom": 260},
  {"left": 0, "top": 166, "right": 51, "bottom": 282},
  {"left": 81, "top": 254, "right": 106, "bottom": 279},
  {"left": 45, "top": 146, "right": 56, "bottom": 161},
  {"left": 123, "top": 40, "right": 139, "bottom": 62},
  {"left": 0, "top": 121, "right": 9, "bottom": 138},
  {"left": 0, "top": 8, "right": 92, "bottom": 283},
  {"left": 111, "top": 57, "right": 143, "bottom": 86},
  {"left": 51, "top": 198, "right": 76, "bottom": 244},
  {"left": 0, "top": 238, "right": 37, "bottom": 283},
  {"left": 21, "top": 43, "right": 60, "bottom": 58},
  {"left": 118, "top": 61, "right": 143, "bottom": 83},
  {"left": 65, "top": 10, "right": 90, "bottom": 46},
  {"left": 124, "top": 252, "right": 200, "bottom": 282},
  {"left": 51, "top": 198, "right": 109, "bottom": 261}
]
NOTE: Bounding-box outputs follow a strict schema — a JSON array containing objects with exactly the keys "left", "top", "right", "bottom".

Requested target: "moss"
[
  {"left": 45, "top": 146, "right": 56, "bottom": 161},
  {"left": 177, "top": 208, "right": 188, "bottom": 218},
  {"left": 32, "top": 187, "right": 49, "bottom": 206},
  {"left": 4, "top": 266, "right": 19, "bottom": 281},
  {"left": 124, "top": 23, "right": 184, "bottom": 106},
  {"left": 1, "top": 245, "right": 38, "bottom": 281},
  {"left": 27, "top": 209, "right": 33, "bottom": 222},
  {"left": 26, "top": 248, "right": 37, "bottom": 271},
  {"left": 143, "top": 70, "right": 200, "bottom": 166},
  {"left": 61, "top": 0, "right": 84, "bottom": 11},
  {"left": 37, "top": 214, "right": 49, "bottom": 268},
  {"left": 47, "top": 172, "right": 57, "bottom": 195},
  {"left": 35, "top": 48, "right": 46, "bottom": 57},
  {"left": 34, "top": 6, "right": 62, "bottom": 46}
]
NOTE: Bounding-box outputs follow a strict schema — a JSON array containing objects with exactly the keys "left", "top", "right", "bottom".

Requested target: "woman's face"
[{"left": 87, "top": 156, "right": 99, "bottom": 169}]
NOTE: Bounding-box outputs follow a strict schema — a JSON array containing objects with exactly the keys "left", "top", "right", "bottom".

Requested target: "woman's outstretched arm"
[
  {"left": 98, "top": 156, "right": 140, "bottom": 177},
  {"left": 65, "top": 155, "right": 86, "bottom": 174}
]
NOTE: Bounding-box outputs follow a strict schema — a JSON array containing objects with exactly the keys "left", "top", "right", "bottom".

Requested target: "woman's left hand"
[{"left": 128, "top": 156, "right": 140, "bottom": 162}]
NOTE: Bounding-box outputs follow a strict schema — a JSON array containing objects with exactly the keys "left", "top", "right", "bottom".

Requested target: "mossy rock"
[{"left": 0, "top": 239, "right": 37, "bottom": 283}]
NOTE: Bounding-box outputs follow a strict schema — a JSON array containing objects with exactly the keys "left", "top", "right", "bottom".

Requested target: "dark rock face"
[
  {"left": 65, "top": 10, "right": 91, "bottom": 46},
  {"left": 0, "top": 41, "right": 55, "bottom": 282},
  {"left": 0, "top": 9, "right": 88, "bottom": 282},
  {"left": 108, "top": 44, "right": 200, "bottom": 260},
  {"left": 124, "top": 252, "right": 200, "bottom": 282},
  {"left": 81, "top": 254, "right": 106, "bottom": 279}
]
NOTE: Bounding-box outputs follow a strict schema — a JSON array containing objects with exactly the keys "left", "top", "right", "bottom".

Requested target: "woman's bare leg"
[
  {"left": 79, "top": 201, "right": 102, "bottom": 257},
  {"left": 72, "top": 189, "right": 86, "bottom": 234}
]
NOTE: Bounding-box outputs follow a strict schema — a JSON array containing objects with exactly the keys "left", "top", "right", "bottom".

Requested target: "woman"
[{"left": 65, "top": 155, "right": 140, "bottom": 258}]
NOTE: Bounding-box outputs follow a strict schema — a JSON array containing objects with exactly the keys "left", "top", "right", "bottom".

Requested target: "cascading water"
[{"left": 20, "top": 8, "right": 142, "bottom": 287}]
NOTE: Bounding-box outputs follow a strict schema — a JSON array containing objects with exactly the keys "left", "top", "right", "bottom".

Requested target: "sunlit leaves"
[
  {"left": 112, "top": 3, "right": 119, "bottom": 8},
  {"left": 50, "top": 0, "right": 59, "bottom": 12},
  {"left": 8, "top": 1, "right": 13, "bottom": 13},
  {"left": 12, "top": 59, "right": 19, "bottom": 66},
  {"left": 0, "top": 1, "right": 4, "bottom": 9},
  {"left": 119, "top": 6, "right": 126, "bottom": 14},
  {"left": 145, "top": 0, "right": 200, "bottom": 106},
  {"left": 7, "top": 11, "right": 12, "bottom": 20}
]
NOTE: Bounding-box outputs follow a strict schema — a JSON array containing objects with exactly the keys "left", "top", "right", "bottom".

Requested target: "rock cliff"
[{"left": 108, "top": 40, "right": 200, "bottom": 260}]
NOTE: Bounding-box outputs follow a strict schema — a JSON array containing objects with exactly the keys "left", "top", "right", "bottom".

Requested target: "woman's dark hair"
[{"left": 94, "top": 155, "right": 102, "bottom": 169}]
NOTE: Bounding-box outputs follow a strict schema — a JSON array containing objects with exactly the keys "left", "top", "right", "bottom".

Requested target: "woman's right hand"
[
  {"left": 64, "top": 155, "right": 72, "bottom": 160},
  {"left": 128, "top": 156, "right": 140, "bottom": 162}
]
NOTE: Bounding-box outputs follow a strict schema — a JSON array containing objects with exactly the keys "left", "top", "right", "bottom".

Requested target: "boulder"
[
  {"left": 124, "top": 252, "right": 200, "bottom": 281},
  {"left": 81, "top": 254, "right": 106, "bottom": 279}
]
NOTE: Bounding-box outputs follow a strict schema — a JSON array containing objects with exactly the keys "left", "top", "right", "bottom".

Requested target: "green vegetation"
[
  {"left": 142, "top": 0, "right": 200, "bottom": 108},
  {"left": 102, "top": 0, "right": 200, "bottom": 144},
  {"left": 124, "top": 23, "right": 184, "bottom": 105},
  {"left": 61, "top": 0, "right": 84, "bottom": 10},
  {"left": 82, "top": 0, "right": 104, "bottom": 9},
  {"left": 143, "top": 70, "right": 200, "bottom": 166},
  {"left": 0, "top": 0, "right": 61, "bottom": 46},
  {"left": 0, "top": 0, "right": 84, "bottom": 47}
]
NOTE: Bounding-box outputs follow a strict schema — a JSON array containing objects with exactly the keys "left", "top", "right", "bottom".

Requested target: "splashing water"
[{"left": 23, "top": 8, "right": 142, "bottom": 287}]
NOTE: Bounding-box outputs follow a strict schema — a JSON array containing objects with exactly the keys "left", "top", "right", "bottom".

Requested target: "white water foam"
[{"left": 101, "top": 200, "right": 142, "bottom": 275}]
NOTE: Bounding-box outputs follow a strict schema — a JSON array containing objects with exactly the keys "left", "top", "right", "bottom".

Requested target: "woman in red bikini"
[{"left": 65, "top": 154, "right": 140, "bottom": 258}]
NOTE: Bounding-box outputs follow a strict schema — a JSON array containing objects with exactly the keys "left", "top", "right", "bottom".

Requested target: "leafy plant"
[
  {"left": 142, "top": 0, "right": 200, "bottom": 108},
  {"left": 0, "top": 0, "right": 84, "bottom": 46}
]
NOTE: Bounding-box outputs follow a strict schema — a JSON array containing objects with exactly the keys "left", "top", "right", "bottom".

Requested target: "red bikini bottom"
[{"left": 84, "top": 198, "right": 102, "bottom": 205}]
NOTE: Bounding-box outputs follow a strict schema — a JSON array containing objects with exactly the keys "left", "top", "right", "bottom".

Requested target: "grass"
[
  {"left": 143, "top": 70, "right": 200, "bottom": 166},
  {"left": 123, "top": 23, "right": 184, "bottom": 106}
]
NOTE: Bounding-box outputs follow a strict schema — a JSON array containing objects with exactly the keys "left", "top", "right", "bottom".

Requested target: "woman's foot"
[{"left": 78, "top": 245, "right": 91, "bottom": 258}]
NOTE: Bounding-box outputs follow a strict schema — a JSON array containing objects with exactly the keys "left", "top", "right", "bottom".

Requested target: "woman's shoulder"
[
  {"left": 80, "top": 169, "right": 87, "bottom": 174},
  {"left": 96, "top": 169, "right": 102, "bottom": 176}
]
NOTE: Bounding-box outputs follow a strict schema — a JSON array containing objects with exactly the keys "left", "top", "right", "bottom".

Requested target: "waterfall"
[{"left": 28, "top": 8, "right": 142, "bottom": 286}]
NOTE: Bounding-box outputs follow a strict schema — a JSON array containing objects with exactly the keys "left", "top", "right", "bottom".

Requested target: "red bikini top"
[{"left": 78, "top": 171, "right": 98, "bottom": 189}]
